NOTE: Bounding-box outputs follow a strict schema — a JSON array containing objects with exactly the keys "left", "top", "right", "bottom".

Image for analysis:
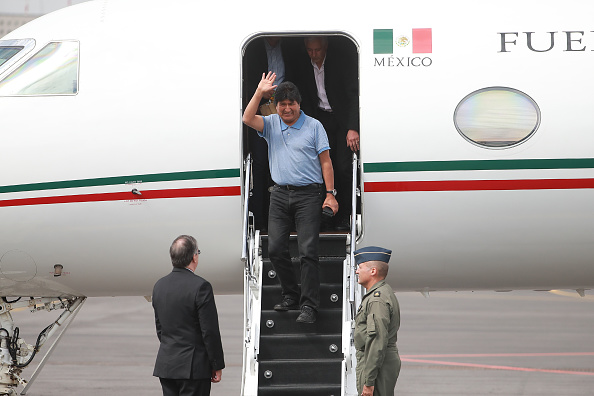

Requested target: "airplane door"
[{"left": 240, "top": 33, "right": 362, "bottom": 235}]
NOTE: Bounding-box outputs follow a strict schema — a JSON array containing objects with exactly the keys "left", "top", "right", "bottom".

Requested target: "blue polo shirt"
[{"left": 259, "top": 111, "right": 330, "bottom": 186}]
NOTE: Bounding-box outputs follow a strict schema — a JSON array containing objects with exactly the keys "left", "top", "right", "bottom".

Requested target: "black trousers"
[
  {"left": 268, "top": 185, "right": 323, "bottom": 310},
  {"left": 159, "top": 378, "right": 211, "bottom": 396},
  {"left": 315, "top": 110, "right": 353, "bottom": 222}
]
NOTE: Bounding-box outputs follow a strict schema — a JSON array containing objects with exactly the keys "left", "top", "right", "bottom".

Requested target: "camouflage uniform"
[{"left": 354, "top": 280, "right": 400, "bottom": 395}]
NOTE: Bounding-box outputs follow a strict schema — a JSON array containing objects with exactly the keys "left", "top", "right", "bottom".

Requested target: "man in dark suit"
[
  {"left": 299, "top": 36, "right": 359, "bottom": 231},
  {"left": 152, "top": 235, "right": 225, "bottom": 396}
]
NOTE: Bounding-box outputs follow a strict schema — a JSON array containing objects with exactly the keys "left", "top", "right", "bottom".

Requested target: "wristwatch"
[{"left": 326, "top": 189, "right": 337, "bottom": 196}]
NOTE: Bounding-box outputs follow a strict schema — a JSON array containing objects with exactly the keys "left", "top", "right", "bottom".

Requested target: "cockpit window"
[
  {"left": 0, "top": 47, "right": 23, "bottom": 67},
  {"left": 0, "top": 41, "right": 79, "bottom": 96},
  {"left": 0, "top": 39, "right": 35, "bottom": 76}
]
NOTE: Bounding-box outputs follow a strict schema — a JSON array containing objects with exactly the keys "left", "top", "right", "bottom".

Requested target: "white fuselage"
[{"left": 1, "top": 0, "right": 593, "bottom": 297}]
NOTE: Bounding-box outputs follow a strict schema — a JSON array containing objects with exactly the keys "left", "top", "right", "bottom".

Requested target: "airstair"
[{"left": 240, "top": 154, "right": 362, "bottom": 396}]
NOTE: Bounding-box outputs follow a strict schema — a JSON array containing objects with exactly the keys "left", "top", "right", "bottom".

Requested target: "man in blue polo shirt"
[{"left": 243, "top": 72, "right": 338, "bottom": 323}]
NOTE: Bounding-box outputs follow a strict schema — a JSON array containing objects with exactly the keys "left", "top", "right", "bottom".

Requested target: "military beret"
[{"left": 354, "top": 246, "right": 392, "bottom": 266}]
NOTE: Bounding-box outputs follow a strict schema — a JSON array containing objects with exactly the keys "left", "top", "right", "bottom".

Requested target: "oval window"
[{"left": 454, "top": 87, "right": 540, "bottom": 149}]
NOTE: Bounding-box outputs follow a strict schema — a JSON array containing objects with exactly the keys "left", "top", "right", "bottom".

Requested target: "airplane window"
[
  {"left": 0, "top": 41, "right": 79, "bottom": 96},
  {"left": 454, "top": 87, "right": 540, "bottom": 148},
  {"left": 0, "top": 46, "right": 23, "bottom": 67}
]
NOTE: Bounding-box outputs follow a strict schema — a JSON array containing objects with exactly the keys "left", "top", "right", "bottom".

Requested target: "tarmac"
[{"left": 12, "top": 290, "right": 594, "bottom": 395}]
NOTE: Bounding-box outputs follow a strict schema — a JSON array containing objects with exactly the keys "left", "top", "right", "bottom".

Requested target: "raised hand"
[{"left": 257, "top": 71, "right": 278, "bottom": 98}]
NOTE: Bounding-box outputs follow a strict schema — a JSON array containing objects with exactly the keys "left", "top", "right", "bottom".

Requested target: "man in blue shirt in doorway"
[{"left": 243, "top": 72, "right": 338, "bottom": 323}]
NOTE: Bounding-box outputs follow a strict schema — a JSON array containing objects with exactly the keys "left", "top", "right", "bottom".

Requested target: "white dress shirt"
[{"left": 311, "top": 57, "right": 332, "bottom": 111}]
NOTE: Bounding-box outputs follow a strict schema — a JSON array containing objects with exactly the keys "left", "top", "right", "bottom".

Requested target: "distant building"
[{"left": 0, "top": 14, "right": 41, "bottom": 38}]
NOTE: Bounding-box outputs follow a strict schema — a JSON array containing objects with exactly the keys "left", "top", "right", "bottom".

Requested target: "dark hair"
[
  {"left": 170, "top": 235, "right": 198, "bottom": 268},
  {"left": 274, "top": 81, "right": 301, "bottom": 105}
]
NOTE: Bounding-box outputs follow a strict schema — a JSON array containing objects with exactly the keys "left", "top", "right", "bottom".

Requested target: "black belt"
[{"left": 275, "top": 183, "right": 322, "bottom": 191}]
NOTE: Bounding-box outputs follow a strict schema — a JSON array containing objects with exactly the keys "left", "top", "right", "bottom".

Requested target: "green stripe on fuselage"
[
  {"left": 364, "top": 158, "right": 594, "bottom": 173},
  {"left": 0, "top": 168, "right": 240, "bottom": 194},
  {"left": 5, "top": 159, "right": 593, "bottom": 194}
]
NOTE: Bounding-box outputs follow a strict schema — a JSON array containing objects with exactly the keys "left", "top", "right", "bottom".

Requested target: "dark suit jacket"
[
  {"left": 152, "top": 267, "right": 225, "bottom": 380},
  {"left": 243, "top": 37, "right": 300, "bottom": 107},
  {"left": 297, "top": 42, "right": 360, "bottom": 134}
]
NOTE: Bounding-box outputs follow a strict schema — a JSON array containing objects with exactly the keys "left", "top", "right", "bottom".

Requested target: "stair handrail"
[
  {"left": 241, "top": 152, "right": 259, "bottom": 395},
  {"left": 341, "top": 152, "right": 361, "bottom": 395},
  {"left": 241, "top": 229, "right": 261, "bottom": 396},
  {"left": 241, "top": 153, "right": 252, "bottom": 264},
  {"left": 349, "top": 152, "right": 358, "bottom": 303}
]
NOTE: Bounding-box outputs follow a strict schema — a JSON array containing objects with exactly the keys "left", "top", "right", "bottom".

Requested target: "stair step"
[
  {"left": 260, "top": 309, "right": 342, "bottom": 335},
  {"left": 258, "top": 359, "right": 341, "bottom": 386},
  {"left": 257, "top": 384, "right": 341, "bottom": 396},
  {"left": 262, "top": 257, "right": 344, "bottom": 285},
  {"left": 259, "top": 334, "right": 342, "bottom": 360},
  {"left": 262, "top": 284, "right": 343, "bottom": 310},
  {"left": 255, "top": 234, "right": 347, "bottom": 394},
  {"left": 261, "top": 234, "right": 348, "bottom": 259}
]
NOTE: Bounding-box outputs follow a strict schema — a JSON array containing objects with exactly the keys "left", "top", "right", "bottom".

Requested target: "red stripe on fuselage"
[
  {"left": 4, "top": 179, "right": 593, "bottom": 207},
  {"left": 0, "top": 186, "right": 241, "bottom": 207},
  {"left": 365, "top": 179, "right": 594, "bottom": 192}
]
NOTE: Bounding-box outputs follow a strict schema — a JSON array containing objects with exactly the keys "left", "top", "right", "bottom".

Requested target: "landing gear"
[{"left": 0, "top": 296, "right": 85, "bottom": 395}]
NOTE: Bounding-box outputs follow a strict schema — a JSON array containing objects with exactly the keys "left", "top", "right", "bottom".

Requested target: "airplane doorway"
[{"left": 241, "top": 33, "right": 361, "bottom": 234}]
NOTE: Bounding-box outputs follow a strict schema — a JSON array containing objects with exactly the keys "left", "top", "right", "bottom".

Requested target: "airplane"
[{"left": 1, "top": 0, "right": 593, "bottom": 394}]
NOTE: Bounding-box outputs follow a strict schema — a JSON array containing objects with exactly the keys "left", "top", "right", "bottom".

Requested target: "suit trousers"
[
  {"left": 159, "top": 378, "right": 212, "bottom": 396},
  {"left": 315, "top": 110, "right": 353, "bottom": 222},
  {"left": 267, "top": 185, "right": 323, "bottom": 310}
]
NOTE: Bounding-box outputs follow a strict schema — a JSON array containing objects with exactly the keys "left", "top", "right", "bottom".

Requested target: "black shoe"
[
  {"left": 274, "top": 297, "right": 299, "bottom": 311},
  {"left": 296, "top": 305, "right": 317, "bottom": 323}
]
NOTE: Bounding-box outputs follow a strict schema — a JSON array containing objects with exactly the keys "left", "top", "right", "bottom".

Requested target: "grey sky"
[{"left": 0, "top": 0, "right": 91, "bottom": 15}]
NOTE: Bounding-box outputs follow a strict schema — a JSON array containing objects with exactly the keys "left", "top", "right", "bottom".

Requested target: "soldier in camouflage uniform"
[{"left": 353, "top": 246, "right": 400, "bottom": 396}]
